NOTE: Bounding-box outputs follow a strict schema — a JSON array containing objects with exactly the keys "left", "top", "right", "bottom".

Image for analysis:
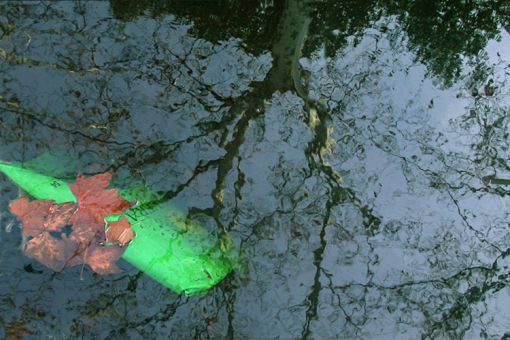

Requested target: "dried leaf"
[
  {"left": 70, "top": 174, "right": 133, "bottom": 219},
  {"left": 69, "top": 210, "right": 105, "bottom": 251},
  {"left": 63, "top": 252, "right": 85, "bottom": 269},
  {"left": 44, "top": 202, "right": 76, "bottom": 230},
  {"left": 70, "top": 172, "right": 111, "bottom": 193},
  {"left": 68, "top": 173, "right": 133, "bottom": 256},
  {"left": 24, "top": 233, "right": 78, "bottom": 271},
  {"left": 10, "top": 197, "right": 75, "bottom": 237},
  {"left": 13, "top": 173, "right": 134, "bottom": 276},
  {"left": 64, "top": 173, "right": 134, "bottom": 275},
  {"left": 106, "top": 217, "right": 135, "bottom": 246},
  {"left": 85, "top": 244, "right": 123, "bottom": 275}
]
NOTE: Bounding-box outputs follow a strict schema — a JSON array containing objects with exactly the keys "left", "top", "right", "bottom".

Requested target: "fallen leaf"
[
  {"left": 106, "top": 217, "right": 135, "bottom": 246},
  {"left": 24, "top": 233, "right": 78, "bottom": 271},
  {"left": 63, "top": 252, "right": 85, "bottom": 269},
  {"left": 10, "top": 197, "right": 52, "bottom": 237},
  {"left": 70, "top": 172, "right": 111, "bottom": 193},
  {"left": 70, "top": 173, "right": 133, "bottom": 219},
  {"left": 44, "top": 202, "right": 77, "bottom": 230},
  {"left": 12, "top": 173, "right": 134, "bottom": 276},
  {"left": 85, "top": 244, "right": 123, "bottom": 275},
  {"left": 68, "top": 173, "right": 133, "bottom": 253},
  {"left": 69, "top": 210, "right": 105, "bottom": 252},
  {"left": 66, "top": 173, "right": 134, "bottom": 274},
  {"left": 10, "top": 197, "right": 75, "bottom": 237}
]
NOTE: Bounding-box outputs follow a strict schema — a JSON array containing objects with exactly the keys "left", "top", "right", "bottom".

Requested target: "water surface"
[{"left": 1, "top": 1, "right": 510, "bottom": 338}]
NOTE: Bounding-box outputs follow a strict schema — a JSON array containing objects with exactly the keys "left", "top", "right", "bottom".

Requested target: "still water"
[{"left": 1, "top": 1, "right": 510, "bottom": 339}]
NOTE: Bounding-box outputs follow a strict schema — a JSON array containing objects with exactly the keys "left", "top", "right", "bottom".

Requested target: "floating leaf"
[
  {"left": 10, "top": 197, "right": 52, "bottom": 237},
  {"left": 70, "top": 173, "right": 133, "bottom": 219},
  {"left": 10, "top": 173, "right": 134, "bottom": 276},
  {"left": 64, "top": 252, "right": 85, "bottom": 269},
  {"left": 106, "top": 217, "right": 135, "bottom": 246},
  {"left": 67, "top": 173, "right": 133, "bottom": 250},
  {"left": 24, "top": 233, "right": 78, "bottom": 271},
  {"left": 44, "top": 203, "right": 76, "bottom": 230},
  {"left": 9, "top": 197, "right": 75, "bottom": 237},
  {"left": 69, "top": 209, "right": 105, "bottom": 252},
  {"left": 85, "top": 244, "right": 123, "bottom": 275}
]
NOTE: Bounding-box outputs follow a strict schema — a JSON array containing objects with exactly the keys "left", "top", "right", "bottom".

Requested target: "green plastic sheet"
[{"left": 0, "top": 161, "right": 233, "bottom": 295}]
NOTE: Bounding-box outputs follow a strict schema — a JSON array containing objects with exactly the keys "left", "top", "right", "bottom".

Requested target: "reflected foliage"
[
  {"left": 392, "top": 0, "right": 510, "bottom": 86},
  {"left": 111, "top": 0, "right": 510, "bottom": 85},
  {"left": 110, "top": 0, "right": 282, "bottom": 54},
  {"left": 308, "top": 0, "right": 510, "bottom": 85},
  {"left": 304, "top": 0, "right": 382, "bottom": 56}
]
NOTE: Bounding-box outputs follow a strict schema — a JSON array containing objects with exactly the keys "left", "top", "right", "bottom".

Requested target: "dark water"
[{"left": 1, "top": 1, "right": 510, "bottom": 339}]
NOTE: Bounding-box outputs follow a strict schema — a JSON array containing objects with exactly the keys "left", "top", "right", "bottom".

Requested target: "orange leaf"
[
  {"left": 85, "top": 244, "right": 123, "bottom": 275},
  {"left": 63, "top": 252, "right": 85, "bottom": 269},
  {"left": 44, "top": 202, "right": 76, "bottom": 230},
  {"left": 69, "top": 210, "right": 105, "bottom": 251},
  {"left": 10, "top": 197, "right": 75, "bottom": 237},
  {"left": 13, "top": 172, "right": 134, "bottom": 277},
  {"left": 106, "top": 217, "right": 135, "bottom": 246},
  {"left": 70, "top": 174, "right": 133, "bottom": 218},
  {"left": 24, "top": 233, "right": 79, "bottom": 271},
  {"left": 67, "top": 173, "right": 133, "bottom": 253}
]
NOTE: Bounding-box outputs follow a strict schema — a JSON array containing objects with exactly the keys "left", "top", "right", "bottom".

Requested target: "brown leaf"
[
  {"left": 13, "top": 173, "right": 134, "bottom": 277},
  {"left": 85, "top": 244, "right": 123, "bottom": 275},
  {"left": 70, "top": 172, "right": 111, "bottom": 193},
  {"left": 44, "top": 202, "right": 76, "bottom": 230},
  {"left": 10, "top": 197, "right": 52, "bottom": 237},
  {"left": 64, "top": 173, "right": 134, "bottom": 275},
  {"left": 69, "top": 210, "right": 105, "bottom": 251},
  {"left": 106, "top": 217, "right": 135, "bottom": 246},
  {"left": 10, "top": 197, "right": 75, "bottom": 237},
  {"left": 70, "top": 173, "right": 133, "bottom": 218},
  {"left": 24, "top": 233, "right": 79, "bottom": 271},
  {"left": 63, "top": 252, "right": 85, "bottom": 269}
]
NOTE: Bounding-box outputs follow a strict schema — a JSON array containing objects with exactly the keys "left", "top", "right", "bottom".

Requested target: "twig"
[{"left": 24, "top": 31, "right": 32, "bottom": 47}]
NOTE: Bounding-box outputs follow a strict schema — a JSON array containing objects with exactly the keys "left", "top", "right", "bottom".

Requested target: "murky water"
[{"left": 1, "top": 1, "right": 510, "bottom": 339}]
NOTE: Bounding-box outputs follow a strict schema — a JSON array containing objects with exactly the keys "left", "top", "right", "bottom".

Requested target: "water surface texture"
[{"left": 1, "top": 1, "right": 510, "bottom": 339}]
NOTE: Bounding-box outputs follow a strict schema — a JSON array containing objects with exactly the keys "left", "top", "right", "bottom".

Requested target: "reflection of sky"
[{"left": 303, "top": 18, "right": 510, "bottom": 337}]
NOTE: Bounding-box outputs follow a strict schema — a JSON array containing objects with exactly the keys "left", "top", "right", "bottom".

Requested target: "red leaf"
[
  {"left": 69, "top": 210, "right": 105, "bottom": 252},
  {"left": 85, "top": 244, "right": 123, "bottom": 275},
  {"left": 13, "top": 172, "right": 134, "bottom": 277},
  {"left": 106, "top": 217, "right": 135, "bottom": 246},
  {"left": 63, "top": 243, "right": 124, "bottom": 276},
  {"left": 70, "top": 174, "right": 133, "bottom": 219},
  {"left": 64, "top": 252, "right": 85, "bottom": 269},
  {"left": 44, "top": 203, "right": 77, "bottom": 230},
  {"left": 10, "top": 197, "right": 75, "bottom": 237},
  {"left": 10, "top": 197, "right": 51, "bottom": 234},
  {"left": 24, "top": 233, "right": 79, "bottom": 271},
  {"left": 65, "top": 173, "right": 134, "bottom": 275},
  {"left": 71, "top": 173, "right": 112, "bottom": 192},
  {"left": 67, "top": 172, "right": 133, "bottom": 253}
]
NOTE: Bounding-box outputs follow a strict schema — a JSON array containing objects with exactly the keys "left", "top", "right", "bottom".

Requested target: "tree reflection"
[
  {"left": 2, "top": 1, "right": 510, "bottom": 339},
  {"left": 392, "top": 0, "right": 510, "bottom": 86},
  {"left": 110, "top": 0, "right": 281, "bottom": 55},
  {"left": 111, "top": 0, "right": 510, "bottom": 86}
]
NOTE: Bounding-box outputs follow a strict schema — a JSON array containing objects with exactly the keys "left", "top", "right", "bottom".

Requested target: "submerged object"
[{"left": 0, "top": 161, "right": 233, "bottom": 295}]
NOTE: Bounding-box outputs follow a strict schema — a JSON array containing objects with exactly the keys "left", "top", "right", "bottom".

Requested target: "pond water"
[{"left": 1, "top": 1, "right": 510, "bottom": 339}]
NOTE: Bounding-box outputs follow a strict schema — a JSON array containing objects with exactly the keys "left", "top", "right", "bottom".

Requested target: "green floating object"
[
  {"left": 0, "top": 162, "right": 76, "bottom": 204},
  {"left": 0, "top": 161, "right": 234, "bottom": 295}
]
